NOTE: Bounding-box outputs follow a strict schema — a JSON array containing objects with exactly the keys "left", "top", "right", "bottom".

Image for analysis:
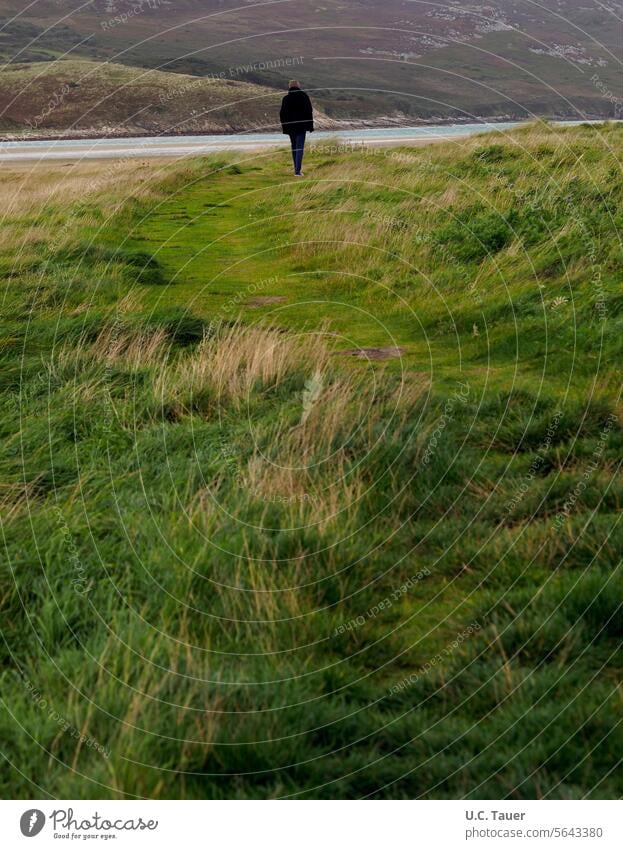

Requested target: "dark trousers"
[{"left": 288, "top": 131, "right": 306, "bottom": 174}]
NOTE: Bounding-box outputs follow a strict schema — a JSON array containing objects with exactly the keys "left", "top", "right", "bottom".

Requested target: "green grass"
[{"left": 1, "top": 122, "right": 622, "bottom": 799}]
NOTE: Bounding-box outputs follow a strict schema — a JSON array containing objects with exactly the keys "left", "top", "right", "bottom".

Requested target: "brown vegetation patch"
[
  {"left": 245, "top": 296, "right": 287, "bottom": 308},
  {"left": 338, "top": 346, "right": 406, "bottom": 361}
]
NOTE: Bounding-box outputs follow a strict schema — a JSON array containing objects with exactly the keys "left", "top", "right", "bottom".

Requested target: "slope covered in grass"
[
  {"left": 2, "top": 0, "right": 622, "bottom": 122},
  {"left": 0, "top": 59, "right": 318, "bottom": 138},
  {"left": 1, "top": 123, "right": 622, "bottom": 799}
]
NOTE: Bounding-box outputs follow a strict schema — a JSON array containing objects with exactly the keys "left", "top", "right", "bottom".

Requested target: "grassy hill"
[
  {"left": 1, "top": 0, "right": 623, "bottom": 122},
  {"left": 0, "top": 59, "right": 332, "bottom": 138},
  {"left": 0, "top": 123, "right": 622, "bottom": 798}
]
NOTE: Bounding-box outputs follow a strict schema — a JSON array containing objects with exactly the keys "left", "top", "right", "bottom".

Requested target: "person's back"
[{"left": 280, "top": 80, "right": 314, "bottom": 176}]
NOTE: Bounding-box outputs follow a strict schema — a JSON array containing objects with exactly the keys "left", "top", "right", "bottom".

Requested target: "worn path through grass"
[{"left": 120, "top": 152, "right": 459, "bottom": 382}]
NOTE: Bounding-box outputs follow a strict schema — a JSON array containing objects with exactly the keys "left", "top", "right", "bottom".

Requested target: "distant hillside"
[
  {"left": 0, "top": 0, "right": 622, "bottom": 123},
  {"left": 0, "top": 60, "right": 338, "bottom": 139}
]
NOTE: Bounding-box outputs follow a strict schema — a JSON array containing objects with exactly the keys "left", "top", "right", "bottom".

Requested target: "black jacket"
[{"left": 280, "top": 88, "right": 314, "bottom": 134}]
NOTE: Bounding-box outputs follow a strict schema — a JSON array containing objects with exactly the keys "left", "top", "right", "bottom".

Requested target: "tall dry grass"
[{"left": 154, "top": 322, "right": 330, "bottom": 407}]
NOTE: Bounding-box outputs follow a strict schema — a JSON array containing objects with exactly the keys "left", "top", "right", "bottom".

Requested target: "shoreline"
[{"left": 0, "top": 114, "right": 612, "bottom": 144}]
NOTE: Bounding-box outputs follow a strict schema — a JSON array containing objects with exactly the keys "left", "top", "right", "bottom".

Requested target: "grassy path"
[
  {"left": 122, "top": 155, "right": 460, "bottom": 379},
  {"left": 120, "top": 154, "right": 484, "bottom": 660}
]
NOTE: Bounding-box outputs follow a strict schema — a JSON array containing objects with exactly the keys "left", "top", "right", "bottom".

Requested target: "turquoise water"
[
  {"left": 0, "top": 120, "right": 616, "bottom": 160},
  {"left": 1, "top": 121, "right": 521, "bottom": 148}
]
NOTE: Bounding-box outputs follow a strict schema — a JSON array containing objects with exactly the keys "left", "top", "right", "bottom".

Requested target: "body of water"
[{"left": 0, "top": 120, "right": 613, "bottom": 161}]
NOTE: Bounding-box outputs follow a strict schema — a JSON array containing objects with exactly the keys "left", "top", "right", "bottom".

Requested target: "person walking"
[{"left": 280, "top": 80, "right": 314, "bottom": 176}]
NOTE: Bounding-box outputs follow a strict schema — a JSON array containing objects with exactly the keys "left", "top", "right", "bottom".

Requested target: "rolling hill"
[
  {"left": 0, "top": 59, "right": 341, "bottom": 138},
  {"left": 1, "top": 122, "right": 622, "bottom": 798},
  {"left": 1, "top": 0, "right": 623, "bottom": 125}
]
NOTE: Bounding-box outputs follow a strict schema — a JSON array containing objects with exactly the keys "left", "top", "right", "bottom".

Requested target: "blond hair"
[{"left": 288, "top": 79, "right": 300, "bottom": 89}]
